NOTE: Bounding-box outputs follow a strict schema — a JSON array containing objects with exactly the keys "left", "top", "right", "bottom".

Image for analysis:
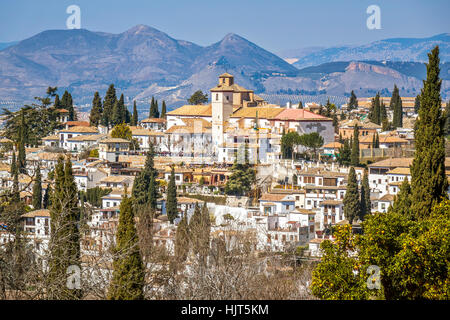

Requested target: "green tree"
[
  {"left": 225, "top": 144, "right": 256, "bottom": 196},
  {"left": 281, "top": 131, "right": 301, "bottom": 159},
  {"left": 111, "top": 123, "right": 132, "bottom": 141},
  {"left": 47, "top": 157, "right": 81, "bottom": 299},
  {"left": 43, "top": 185, "right": 51, "bottom": 209},
  {"left": 161, "top": 100, "right": 167, "bottom": 119},
  {"left": 348, "top": 90, "right": 358, "bottom": 111},
  {"left": 132, "top": 145, "right": 157, "bottom": 206},
  {"left": 311, "top": 224, "right": 369, "bottom": 299},
  {"left": 343, "top": 167, "right": 361, "bottom": 224},
  {"left": 350, "top": 124, "right": 359, "bottom": 166},
  {"left": 61, "top": 90, "right": 76, "bottom": 121},
  {"left": 390, "top": 178, "right": 412, "bottom": 218},
  {"left": 189, "top": 202, "right": 210, "bottom": 262},
  {"left": 89, "top": 92, "right": 103, "bottom": 127},
  {"left": 101, "top": 84, "right": 117, "bottom": 127},
  {"left": 188, "top": 90, "right": 208, "bottom": 105},
  {"left": 337, "top": 138, "right": 351, "bottom": 165},
  {"left": 444, "top": 100, "right": 450, "bottom": 136},
  {"left": 410, "top": 46, "right": 449, "bottom": 219},
  {"left": 360, "top": 169, "right": 371, "bottom": 220},
  {"left": 174, "top": 209, "right": 189, "bottom": 263},
  {"left": 32, "top": 165, "right": 42, "bottom": 209},
  {"left": 298, "top": 101, "right": 303, "bottom": 109},
  {"left": 414, "top": 95, "right": 421, "bottom": 114},
  {"left": 107, "top": 193, "right": 144, "bottom": 300},
  {"left": 149, "top": 97, "right": 160, "bottom": 118},
  {"left": 298, "top": 132, "right": 324, "bottom": 160},
  {"left": 17, "top": 109, "right": 27, "bottom": 174},
  {"left": 391, "top": 85, "right": 403, "bottom": 128},
  {"left": 166, "top": 166, "right": 178, "bottom": 224},
  {"left": 131, "top": 101, "right": 138, "bottom": 126}
]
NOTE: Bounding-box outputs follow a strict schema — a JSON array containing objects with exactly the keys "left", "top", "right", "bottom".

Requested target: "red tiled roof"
[{"left": 272, "top": 109, "right": 331, "bottom": 121}]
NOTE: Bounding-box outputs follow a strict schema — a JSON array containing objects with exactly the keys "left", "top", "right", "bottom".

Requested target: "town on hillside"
[{"left": 0, "top": 48, "right": 449, "bottom": 300}]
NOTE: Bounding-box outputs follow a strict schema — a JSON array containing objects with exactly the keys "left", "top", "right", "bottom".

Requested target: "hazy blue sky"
[{"left": 0, "top": 0, "right": 449, "bottom": 53}]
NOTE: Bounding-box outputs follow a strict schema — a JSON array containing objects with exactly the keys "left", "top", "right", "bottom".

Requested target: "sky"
[{"left": 0, "top": 0, "right": 449, "bottom": 53}]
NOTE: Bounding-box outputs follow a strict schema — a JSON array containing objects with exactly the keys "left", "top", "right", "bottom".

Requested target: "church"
[{"left": 165, "top": 73, "right": 334, "bottom": 163}]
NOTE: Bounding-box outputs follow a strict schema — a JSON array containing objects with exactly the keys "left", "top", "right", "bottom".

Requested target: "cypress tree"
[
  {"left": 444, "top": 100, "right": 450, "bottom": 136},
  {"left": 61, "top": 91, "right": 76, "bottom": 121},
  {"left": 17, "top": 109, "right": 26, "bottom": 174},
  {"left": 360, "top": 169, "right": 371, "bottom": 220},
  {"left": 414, "top": 95, "right": 421, "bottom": 114},
  {"left": 32, "top": 165, "right": 42, "bottom": 209},
  {"left": 174, "top": 209, "right": 189, "bottom": 264},
  {"left": 149, "top": 97, "right": 155, "bottom": 118},
  {"left": 119, "top": 94, "right": 126, "bottom": 124},
  {"left": 43, "top": 185, "right": 51, "bottom": 209},
  {"left": 54, "top": 94, "right": 61, "bottom": 108},
  {"left": 111, "top": 100, "right": 121, "bottom": 127},
  {"left": 390, "top": 178, "right": 412, "bottom": 219},
  {"left": 10, "top": 151, "right": 17, "bottom": 177},
  {"left": 132, "top": 144, "right": 157, "bottom": 206},
  {"left": 369, "top": 94, "right": 380, "bottom": 124},
  {"left": 101, "top": 84, "right": 117, "bottom": 127},
  {"left": 132, "top": 101, "right": 138, "bottom": 126},
  {"left": 338, "top": 138, "right": 351, "bottom": 165},
  {"left": 410, "top": 46, "right": 449, "bottom": 218},
  {"left": 155, "top": 100, "right": 160, "bottom": 118},
  {"left": 89, "top": 92, "right": 103, "bottom": 127},
  {"left": 12, "top": 162, "right": 20, "bottom": 204},
  {"left": 166, "top": 166, "right": 178, "bottom": 224},
  {"left": 298, "top": 101, "right": 303, "bottom": 109},
  {"left": 161, "top": 101, "right": 167, "bottom": 119},
  {"left": 375, "top": 133, "right": 380, "bottom": 148},
  {"left": 348, "top": 90, "right": 358, "bottom": 111},
  {"left": 343, "top": 167, "right": 360, "bottom": 224},
  {"left": 148, "top": 174, "right": 158, "bottom": 210},
  {"left": 48, "top": 157, "right": 81, "bottom": 299},
  {"left": 391, "top": 85, "right": 403, "bottom": 128},
  {"left": 380, "top": 100, "right": 387, "bottom": 124},
  {"left": 108, "top": 193, "right": 144, "bottom": 300},
  {"left": 350, "top": 124, "right": 359, "bottom": 166},
  {"left": 189, "top": 202, "right": 210, "bottom": 260}
]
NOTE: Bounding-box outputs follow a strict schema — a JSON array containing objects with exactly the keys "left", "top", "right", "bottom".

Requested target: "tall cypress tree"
[
  {"left": 32, "top": 165, "right": 42, "bottom": 209},
  {"left": 48, "top": 157, "right": 81, "bottom": 299},
  {"left": 43, "top": 185, "right": 51, "bottom": 209},
  {"left": 414, "top": 95, "right": 421, "bottom": 114},
  {"left": 369, "top": 93, "right": 381, "bottom": 125},
  {"left": 12, "top": 160, "right": 20, "bottom": 204},
  {"left": 111, "top": 100, "right": 121, "bottom": 127},
  {"left": 148, "top": 174, "right": 158, "bottom": 210},
  {"left": 160, "top": 101, "right": 167, "bottom": 119},
  {"left": 410, "top": 46, "right": 448, "bottom": 218},
  {"left": 189, "top": 202, "right": 210, "bottom": 260},
  {"left": 444, "top": 100, "right": 450, "bottom": 136},
  {"left": 132, "top": 144, "right": 157, "bottom": 206},
  {"left": 61, "top": 91, "right": 76, "bottom": 121},
  {"left": 391, "top": 85, "right": 403, "bottom": 128},
  {"left": 350, "top": 124, "right": 359, "bottom": 166},
  {"left": 90, "top": 92, "right": 103, "bottom": 127},
  {"left": 131, "top": 101, "right": 138, "bottom": 126},
  {"left": 54, "top": 94, "right": 61, "bottom": 108},
  {"left": 175, "top": 209, "right": 189, "bottom": 264},
  {"left": 17, "top": 109, "right": 26, "bottom": 174},
  {"left": 102, "top": 84, "right": 117, "bottom": 127},
  {"left": 360, "top": 169, "right": 371, "bottom": 220},
  {"left": 343, "top": 167, "right": 360, "bottom": 224},
  {"left": 166, "top": 166, "right": 178, "bottom": 224},
  {"left": 348, "top": 90, "right": 358, "bottom": 111},
  {"left": 149, "top": 97, "right": 155, "bottom": 118},
  {"left": 108, "top": 193, "right": 144, "bottom": 300},
  {"left": 119, "top": 94, "right": 126, "bottom": 124}
]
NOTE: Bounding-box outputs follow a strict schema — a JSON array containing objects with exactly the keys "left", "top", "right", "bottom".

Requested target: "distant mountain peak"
[{"left": 123, "top": 24, "right": 165, "bottom": 36}]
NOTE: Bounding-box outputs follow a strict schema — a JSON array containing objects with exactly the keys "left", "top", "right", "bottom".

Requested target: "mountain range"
[{"left": 0, "top": 25, "right": 449, "bottom": 111}]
